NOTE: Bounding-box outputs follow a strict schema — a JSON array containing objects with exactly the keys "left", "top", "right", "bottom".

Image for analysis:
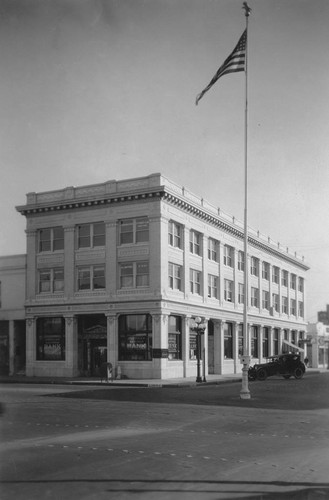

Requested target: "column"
[
  {"left": 152, "top": 313, "right": 168, "bottom": 379},
  {"left": 26, "top": 317, "right": 36, "bottom": 376},
  {"left": 202, "top": 318, "right": 209, "bottom": 379},
  {"left": 268, "top": 327, "right": 273, "bottom": 357},
  {"left": 183, "top": 226, "right": 190, "bottom": 298},
  {"left": 278, "top": 327, "right": 283, "bottom": 353},
  {"left": 233, "top": 321, "right": 239, "bottom": 373},
  {"left": 25, "top": 229, "right": 37, "bottom": 301},
  {"left": 202, "top": 236, "right": 208, "bottom": 303},
  {"left": 105, "top": 221, "right": 117, "bottom": 297},
  {"left": 151, "top": 215, "right": 168, "bottom": 296},
  {"left": 64, "top": 316, "right": 78, "bottom": 377},
  {"left": 182, "top": 315, "right": 190, "bottom": 378},
  {"left": 106, "top": 314, "right": 118, "bottom": 374},
  {"left": 259, "top": 325, "right": 264, "bottom": 362},
  {"left": 214, "top": 320, "right": 224, "bottom": 374},
  {"left": 218, "top": 243, "right": 224, "bottom": 305}
]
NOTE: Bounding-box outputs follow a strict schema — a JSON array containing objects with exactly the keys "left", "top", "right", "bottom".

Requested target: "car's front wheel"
[
  {"left": 293, "top": 367, "right": 304, "bottom": 379},
  {"left": 257, "top": 368, "right": 267, "bottom": 381}
]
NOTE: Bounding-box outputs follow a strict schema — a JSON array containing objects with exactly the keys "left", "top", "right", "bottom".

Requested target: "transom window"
[
  {"left": 190, "top": 230, "right": 202, "bottom": 256},
  {"left": 39, "top": 268, "right": 64, "bottom": 294},
  {"left": 190, "top": 269, "right": 201, "bottom": 295},
  {"left": 168, "top": 221, "right": 183, "bottom": 249},
  {"left": 224, "top": 279, "right": 233, "bottom": 302},
  {"left": 77, "top": 266, "right": 105, "bottom": 291},
  {"left": 208, "top": 238, "right": 218, "bottom": 261},
  {"left": 208, "top": 274, "right": 218, "bottom": 298},
  {"left": 119, "top": 261, "right": 149, "bottom": 288},
  {"left": 119, "top": 217, "right": 149, "bottom": 245},
  {"left": 223, "top": 245, "right": 234, "bottom": 268},
  {"left": 39, "top": 227, "right": 64, "bottom": 252},
  {"left": 77, "top": 222, "right": 105, "bottom": 249}
]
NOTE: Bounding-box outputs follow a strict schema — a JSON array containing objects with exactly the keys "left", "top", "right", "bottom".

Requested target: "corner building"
[{"left": 16, "top": 173, "right": 309, "bottom": 379}]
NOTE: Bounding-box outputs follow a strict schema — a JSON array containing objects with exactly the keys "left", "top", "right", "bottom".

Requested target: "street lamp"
[{"left": 191, "top": 316, "right": 207, "bottom": 383}]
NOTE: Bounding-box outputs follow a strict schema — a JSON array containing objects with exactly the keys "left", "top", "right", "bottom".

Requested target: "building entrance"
[{"left": 78, "top": 315, "right": 107, "bottom": 377}]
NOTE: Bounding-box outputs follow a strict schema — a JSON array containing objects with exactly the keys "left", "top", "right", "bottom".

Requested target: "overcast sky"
[{"left": 0, "top": 0, "right": 328, "bottom": 322}]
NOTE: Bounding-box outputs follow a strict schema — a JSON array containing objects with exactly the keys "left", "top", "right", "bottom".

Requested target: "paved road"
[{"left": 0, "top": 373, "right": 329, "bottom": 500}]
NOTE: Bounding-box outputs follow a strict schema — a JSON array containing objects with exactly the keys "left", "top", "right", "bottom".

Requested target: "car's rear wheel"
[
  {"left": 257, "top": 368, "right": 267, "bottom": 381},
  {"left": 293, "top": 367, "right": 304, "bottom": 379},
  {"left": 283, "top": 374, "right": 291, "bottom": 379}
]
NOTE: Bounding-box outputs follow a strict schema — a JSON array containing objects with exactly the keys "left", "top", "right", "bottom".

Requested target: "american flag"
[{"left": 196, "top": 30, "right": 247, "bottom": 105}]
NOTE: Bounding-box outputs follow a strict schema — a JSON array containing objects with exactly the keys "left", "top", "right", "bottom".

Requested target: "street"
[{"left": 0, "top": 373, "right": 329, "bottom": 500}]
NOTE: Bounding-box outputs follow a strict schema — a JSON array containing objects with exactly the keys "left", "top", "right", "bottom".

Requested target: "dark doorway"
[{"left": 78, "top": 315, "right": 107, "bottom": 376}]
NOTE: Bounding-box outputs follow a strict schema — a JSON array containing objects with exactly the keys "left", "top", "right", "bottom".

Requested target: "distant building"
[
  {"left": 0, "top": 255, "right": 26, "bottom": 375},
  {"left": 306, "top": 322, "right": 329, "bottom": 369},
  {"left": 1, "top": 173, "right": 310, "bottom": 379},
  {"left": 317, "top": 305, "right": 329, "bottom": 325}
]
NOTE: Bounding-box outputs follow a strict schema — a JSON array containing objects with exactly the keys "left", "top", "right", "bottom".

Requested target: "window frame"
[
  {"left": 238, "top": 250, "right": 244, "bottom": 271},
  {"left": 207, "top": 238, "right": 218, "bottom": 262},
  {"left": 168, "top": 263, "right": 182, "bottom": 291},
  {"left": 168, "top": 221, "right": 183, "bottom": 249},
  {"left": 250, "top": 257, "right": 259, "bottom": 277},
  {"left": 262, "top": 290, "right": 269, "bottom": 310},
  {"left": 119, "top": 217, "right": 149, "bottom": 245},
  {"left": 272, "top": 266, "right": 279, "bottom": 284},
  {"left": 77, "top": 265, "right": 105, "bottom": 291},
  {"left": 223, "top": 245, "right": 234, "bottom": 268},
  {"left": 77, "top": 222, "right": 105, "bottom": 249},
  {"left": 118, "top": 314, "right": 152, "bottom": 361},
  {"left": 190, "top": 269, "right": 201, "bottom": 295},
  {"left": 207, "top": 274, "right": 218, "bottom": 299},
  {"left": 38, "top": 227, "right": 64, "bottom": 253},
  {"left": 39, "top": 268, "right": 64, "bottom": 294},
  {"left": 262, "top": 262, "right": 270, "bottom": 280},
  {"left": 189, "top": 230, "right": 202, "bottom": 256},
  {"left": 251, "top": 287, "right": 259, "bottom": 307},
  {"left": 238, "top": 283, "right": 244, "bottom": 304},
  {"left": 119, "top": 261, "right": 149, "bottom": 289},
  {"left": 36, "top": 317, "right": 65, "bottom": 361},
  {"left": 224, "top": 279, "right": 234, "bottom": 302}
]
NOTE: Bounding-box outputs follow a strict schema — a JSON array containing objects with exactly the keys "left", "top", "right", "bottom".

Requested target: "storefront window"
[
  {"left": 118, "top": 314, "right": 152, "bottom": 361},
  {"left": 168, "top": 316, "right": 182, "bottom": 360},
  {"left": 251, "top": 326, "right": 258, "bottom": 358},
  {"left": 224, "top": 322, "right": 233, "bottom": 359},
  {"left": 36, "top": 317, "right": 65, "bottom": 361},
  {"left": 189, "top": 333, "right": 197, "bottom": 360},
  {"left": 263, "top": 327, "right": 269, "bottom": 357}
]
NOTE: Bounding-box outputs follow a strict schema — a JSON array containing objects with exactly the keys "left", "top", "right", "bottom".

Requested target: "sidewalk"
[{"left": 0, "top": 373, "right": 243, "bottom": 388}]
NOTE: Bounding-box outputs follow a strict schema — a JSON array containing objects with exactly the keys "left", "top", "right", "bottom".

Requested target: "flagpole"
[{"left": 240, "top": 1, "right": 251, "bottom": 399}]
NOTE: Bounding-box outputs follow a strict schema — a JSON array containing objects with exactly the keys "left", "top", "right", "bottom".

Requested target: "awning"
[{"left": 282, "top": 339, "right": 304, "bottom": 353}]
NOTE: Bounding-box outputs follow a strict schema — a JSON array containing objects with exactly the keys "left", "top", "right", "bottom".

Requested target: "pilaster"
[
  {"left": 26, "top": 317, "right": 36, "bottom": 376},
  {"left": 64, "top": 226, "right": 75, "bottom": 298}
]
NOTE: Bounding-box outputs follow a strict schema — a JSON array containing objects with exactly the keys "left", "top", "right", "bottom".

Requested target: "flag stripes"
[{"left": 196, "top": 30, "right": 247, "bottom": 105}]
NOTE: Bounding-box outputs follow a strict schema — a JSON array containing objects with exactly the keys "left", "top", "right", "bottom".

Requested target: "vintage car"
[{"left": 248, "top": 353, "right": 306, "bottom": 381}]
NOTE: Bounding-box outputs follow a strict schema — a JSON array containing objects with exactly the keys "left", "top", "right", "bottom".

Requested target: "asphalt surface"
[{"left": 0, "top": 372, "right": 328, "bottom": 500}]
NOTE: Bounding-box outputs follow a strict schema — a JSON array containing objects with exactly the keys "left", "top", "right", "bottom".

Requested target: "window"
[
  {"left": 39, "top": 227, "right": 64, "bottom": 252},
  {"left": 119, "top": 262, "right": 149, "bottom": 288},
  {"left": 78, "top": 222, "right": 105, "bottom": 249},
  {"left": 238, "top": 251, "right": 244, "bottom": 271},
  {"left": 208, "top": 238, "right": 218, "bottom": 261},
  {"left": 251, "top": 287, "right": 259, "bottom": 307},
  {"left": 78, "top": 266, "right": 105, "bottom": 291},
  {"left": 119, "top": 217, "right": 149, "bottom": 245},
  {"left": 298, "top": 277, "right": 304, "bottom": 292},
  {"left": 36, "top": 317, "right": 65, "bottom": 361},
  {"left": 281, "top": 270, "right": 288, "bottom": 287},
  {"left": 190, "top": 230, "right": 202, "bottom": 256},
  {"left": 290, "top": 299, "right": 296, "bottom": 316},
  {"left": 250, "top": 257, "right": 259, "bottom": 276},
  {"left": 290, "top": 274, "right": 296, "bottom": 290},
  {"left": 118, "top": 314, "right": 152, "bottom": 361},
  {"left": 208, "top": 274, "right": 218, "bottom": 299},
  {"left": 238, "top": 324, "right": 244, "bottom": 356},
  {"left": 224, "top": 322, "right": 233, "bottom": 359},
  {"left": 262, "top": 290, "right": 269, "bottom": 310},
  {"left": 224, "top": 279, "right": 233, "bottom": 302},
  {"left": 168, "top": 221, "right": 183, "bottom": 249},
  {"left": 251, "top": 326, "right": 258, "bottom": 358},
  {"left": 298, "top": 301, "right": 304, "bottom": 318},
  {"left": 168, "top": 315, "right": 182, "bottom": 360},
  {"left": 272, "top": 266, "right": 279, "bottom": 284},
  {"left": 39, "top": 269, "right": 64, "bottom": 294},
  {"left": 223, "top": 245, "right": 234, "bottom": 267},
  {"left": 263, "top": 327, "right": 269, "bottom": 358},
  {"left": 272, "top": 293, "right": 279, "bottom": 312},
  {"left": 168, "top": 263, "right": 182, "bottom": 291},
  {"left": 262, "top": 262, "right": 269, "bottom": 280},
  {"left": 190, "top": 269, "right": 201, "bottom": 295},
  {"left": 282, "top": 296, "right": 288, "bottom": 314},
  {"left": 273, "top": 328, "right": 279, "bottom": 355},
  {"left": 238, "top": 283, "right": 244, "bottom": 304}
]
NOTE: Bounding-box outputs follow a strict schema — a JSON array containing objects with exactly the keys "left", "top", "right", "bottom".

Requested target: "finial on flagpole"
[{"left": 242, "top": 2, "right": 251, "bottom": 17}]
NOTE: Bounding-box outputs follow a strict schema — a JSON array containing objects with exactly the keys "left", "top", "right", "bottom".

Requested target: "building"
[
  {"left": 13, "top": 173, "right": 309, "bottom": 379},
  {"left": 306, "top": 322, "right": 329, "bottom": 369},
  {"left": 0, "top": 255, "right": 26, "bottom": 375},
  {"left": 317, "top": 304, "right": 329, "bottom": 325}
]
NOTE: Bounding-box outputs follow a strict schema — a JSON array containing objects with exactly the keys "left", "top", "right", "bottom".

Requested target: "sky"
[{"left": 0, "top": 0, "right": 328, "bottom": 323}]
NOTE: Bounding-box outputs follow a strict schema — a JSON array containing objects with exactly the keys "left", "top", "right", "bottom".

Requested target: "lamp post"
[{"left": 191, "top": 316, "right": 207, "bottom": 383}]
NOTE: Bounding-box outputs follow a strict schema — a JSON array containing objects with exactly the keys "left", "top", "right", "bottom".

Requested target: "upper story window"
[
  {"left": 224, "top": 279, "right": 233, "bottom": 302},
  {"left": 39, "top": 227, "right": 64, "bottom": 252},
  {"left": 281, "top": 270, "right": 288, "bottom": 287},
  {"left": 250, "top": 257, "right": 259, "bottom": 277},
  {"left": 298, "top": 301, "right": 304, "bottom": 318},
  {"left": 39, "top": 268, "right": 64, "bottom": 293},
  {"left": 168, "top": 263, "right": 182, "bottom": 291},
  {"left": 298, "top": 277, "right": 304, "bottom": 292},
  {"left": 119, "top": 261, "right": 149, "bottom": 288},
  {"left": 262, "top": 290, "right": 269, "bottom": 310},
  {"left": 77, "top": 265, "right": 105, "bottom": 291},
  {"left": 290, "top": 299, "right": 296, "bottom": 316},
  {"left": 272, "top": 266, "right": 279, "bottom": 284},
  {"left": 208, "top": 274, "right": 218, "bottom": 299},
  {"left": 190, "top": 269, "right": 201, "bottom": 295},
  {"left": 119, "top": 217, "right": 149, "bottom": 245},
  {"left": 290, "top": 274, "right": 296, "bottom": 290},
  {"left": 78, "top": 222, "right": 105, "bottom": 249},
  {"left": 238, "top": 283, "right": 244, "bottom": 304},
  {"left": 208, "top": 238, "right": 218, "bottom": 261},
  {"left": 262, "top": 262, "right": 270, "bottom": 280},
  {"left": 251, "top": 287, "right": 259, "bottom": 307},
  {"left": 238, "top": 251, "right": 244, "bottom": 271},
  {"left": 272, "top": 293, "right": 279, "bottom": 312},
  {"left": 282, "top": 296, "right": 288, "bottom": 314},
  {"left": 168, "top": 221, "right": 183, "bottom": 249},
  {"left": 190, "top": 230, "right": 202, "bottom": 256},
  {"left": 223, "top": 245, "right": 234, "bottom": 268}
]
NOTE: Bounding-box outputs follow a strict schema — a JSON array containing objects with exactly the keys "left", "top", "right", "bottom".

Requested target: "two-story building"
[{"left": 15, "top": 173, "right": 309, "bottom": 379}]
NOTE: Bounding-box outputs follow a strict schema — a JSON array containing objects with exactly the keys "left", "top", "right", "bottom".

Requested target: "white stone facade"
[{"left": 14, "top": 173, "right": 309, "bottom": 379}]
